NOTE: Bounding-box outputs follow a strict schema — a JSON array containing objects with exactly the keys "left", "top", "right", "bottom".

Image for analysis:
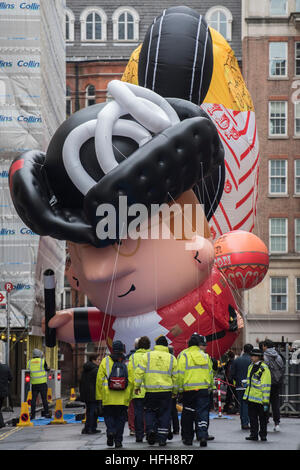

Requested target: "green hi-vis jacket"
[
  {"left": 96, "top": 356, "right": 134, "bottom": 406},
  {"left": 177, "top": 346, "right": 214, "bottom": 392},
  {"left": 129, "top": 348, "right": 150, "bottom": 399},
  {"left": 134, "top": 345, "right": 178, "bottom": 394},
  {"left": 27, "top": 358, "right": 47, "bottom": 385},
  {"left": 243, "top": 361, "right": 271, "bottom": 405}
]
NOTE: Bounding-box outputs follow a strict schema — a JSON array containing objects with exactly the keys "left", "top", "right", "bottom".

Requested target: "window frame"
[
  {"left": 295, "top": 101, "right": 300, "bottom": 136},
  {"left": 295, "top": 218, "right": 300, "bottom": 253},
  {"left": 85, "top": 84, "right": 96, "bottom": 107},
  {"left": 80, "top": 7, "right": 107, "bottom": 42},
  {"left": 65, "top": 7, "right": 75, "bottom": 42},
  {"left": 269, "top": 101, "right": 288, "bottom": 137},
  {"left": 269, "top": 42, "right": 288, "bottom": 78},
  {"left": 66, "top": 86, "right": 72, "bottom": 117},
  {"left": 112, "top": 6, "right": 139, "bottom": 42},
  {"left": 269, "top": 0, "right": 288, "bottom": 16},
  {"left": 295, "top": 160, "right": 300, "bottom": 194},
  {"left": 270, "top": 277, "right": 288, "bottom": 312},
  {"left": 268, "top": 159, "right": 288, "bottom": 195},
  {"left": 296, "top": 42, "right": 300, "bottom": 77},
  {"left": 205, "top": 5, "right": 233, "bottom": 42},
  {"left": 269, "top": 217, "right": 288, "bottom": 253},
  {"left": 296, "top": 277, "right": 300, "bottom": 312}
]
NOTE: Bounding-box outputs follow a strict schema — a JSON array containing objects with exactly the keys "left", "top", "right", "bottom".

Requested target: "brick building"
[
  {"left": 65, "top": 0, "right": 242, "bottom": 113},
  {"left": 242, "top": 0, "right": 300, "bottom": 345}
]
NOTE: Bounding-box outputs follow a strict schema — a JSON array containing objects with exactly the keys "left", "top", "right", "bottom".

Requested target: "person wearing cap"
[
  {"left": 134, "top": 336, "right": 178, "bottom": 447},
  {"left": 96, "top": 340, "right": 134, "bottom": 448},
  {"left": 178, "top": 333, "right": 214, "bottom": 447},
  {"left": 27, "top": 349, "right": 51, "bottom": 420},
  {"left": 128, "top": 336, "right": 151, "bottom": 443},
  {"left": 243, "top": 348, "right": 271, "bottom": 442}
]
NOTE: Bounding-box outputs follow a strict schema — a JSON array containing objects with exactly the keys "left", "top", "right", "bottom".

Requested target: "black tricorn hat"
[{"left": 9, "top": 82, "right": 224, "bottom": 248}]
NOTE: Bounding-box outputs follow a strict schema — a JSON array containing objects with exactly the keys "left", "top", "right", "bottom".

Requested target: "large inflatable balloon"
[
  {"left": 122, "top": 5, "right": 259, "bottom": 241},
  {"left": 9, "top": 6, "right": 264, "bottom": 359}
]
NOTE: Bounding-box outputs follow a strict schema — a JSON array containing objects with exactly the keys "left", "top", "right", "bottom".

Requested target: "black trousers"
[
  {"left": 133, "top": 398, "right": 145, "bottom": 440},
  {"left": 247, "top": 401, "right": 268, "bottom": 438},
  {"left": 144, "top": 392, "right": 172, "bottom": 444},
  {"left": 268, "top": 383, "right": 281, "bottom": 425},
  {"left": 31, "top": 383, "right": 49, "bottom": 417},
  {"left": 103, "top": 405, "right": 127, "bottom": 443},
  {"left": 181, "top": 389, "right": 210, "bottom": 441},
  {"left": 84, "top": 401, "right": 98, "bottom": 432}
]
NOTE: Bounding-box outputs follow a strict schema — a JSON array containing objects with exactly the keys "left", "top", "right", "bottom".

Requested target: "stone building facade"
[{"left": 242, "top": 0, "right": 300, "bottom": 345}]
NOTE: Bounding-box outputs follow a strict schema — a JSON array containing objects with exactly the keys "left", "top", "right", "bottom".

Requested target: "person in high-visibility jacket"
[
  {"left": 243, "top": 348, "right": 271, "bottom": 442},
  {"left": 178, "top": 334, "right": 214, "bottom": 447},
  {"left": 27, "top": 349, "right": 50, "bottom": 420},
  {"left": 96, "top": 340, "right": 134, "bottom": 449},
  {"left": 134, "top": 335, "right": 178, "bottom": 447},
  {"left": 129, "top": 336, "right": 151, "bottom": 443}
]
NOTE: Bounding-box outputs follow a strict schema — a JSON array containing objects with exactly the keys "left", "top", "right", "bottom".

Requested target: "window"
[
  {"left": 270, "top": 0, "right": 288, "bottom": 15},
  {"left": 269, "top": 218, "right": 288, "bottom": 253},
  {"left": 65, "top": 8, "right": 75, "bottom": 42},
  {"left": 269, "top": 42, "right": 287, "bottom": 77},
  {"left": 61, "top": 288, "right": 72, "bottom": 310},
  {"left": 295, "top": 160, "right": 300, "bottom": 194},
  {"left": 269, "top": 160, "right": 287, "bottom": 194},
  {"left": 112, "top": 7, "right": 139, "bottom": 41},
  {"left": 295, "top": 219, "right": 300, "bottom": 252},
  {"left": 270, "top": 277, "right": 287, "bottom": 311},
  {"left": 80, "top": 8, "right": 107, "bottom": 41},
  {"left": 295, "top": 102, "right": 300, "bottom": 135},
  {"left": 296, "top": 278, "right": 300, "bottom": 311},
  {"left": 66, "top": 86, "right": 72, "bottom": 117},
  {"left": 296, "top": 0, "right": 300, "bottom": 12},
  {"left": 206, "top": 6, "right": 233, "bottom": 41},
  {"left": 296, "top": 43, "right": 300, "bottom": 76},
  {"left": 269, "top": 101, "right": 287, "bottom": 136},
  {"left": 86, "top": 85, "right": 96, "bottom": 107}
]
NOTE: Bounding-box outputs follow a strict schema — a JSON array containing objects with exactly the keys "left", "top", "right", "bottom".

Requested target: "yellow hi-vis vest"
[
  {"left": 129, "top": 348, "right": 150, "bottom": 399},
  {"left": 177, "top": 346, "right": 213, "bottom": 392},
  {"left": 243, "top": 361, "right": 271, "bottom": 406},
  {"left": 27, "top": 358, "right": 47, "bottom": 385},
  {"left": 134, "top": 345, "right": 178, "bottom": 394},
  {"left": 95, "top": 356, "right": 134, "bottom": 406}
]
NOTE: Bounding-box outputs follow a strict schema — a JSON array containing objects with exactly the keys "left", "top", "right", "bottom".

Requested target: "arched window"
[
  {"left": 86, "top": 85, "right": 96, "bottom": 107},
  {"left": 65, "top": 8, "right": 75, "bottom": 42},
  {"left": 112, "top": 7, "right": 139, "bottom": 41},
  {"left": 80, "top": 8, "right": 107, "bottom": 41},
  {"left": 66, "top": 86, "right": 72, "bottom": 117},
  {"left": 206, "top": 6, "right": 233, "bottom": 42}
]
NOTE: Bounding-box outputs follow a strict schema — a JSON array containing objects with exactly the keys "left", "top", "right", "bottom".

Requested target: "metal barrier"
[{"left": 280, "top": 344, "right": 300, "bottom": 416}]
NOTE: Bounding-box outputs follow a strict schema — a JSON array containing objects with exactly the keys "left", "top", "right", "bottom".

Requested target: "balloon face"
[{"left": 214, "top": 231, "right": 269, "bottom": 290}]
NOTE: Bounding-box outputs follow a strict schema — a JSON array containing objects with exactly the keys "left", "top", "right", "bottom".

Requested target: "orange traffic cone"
[
  {"left": 17, "top": 402, "right": 33, "bottom": 427},
  {"left": 47, "top": 388, "right": 53, "bottom": 404},
  {"left": 26, "top": 390, "right": 32, "bottom": 408},
  {"left": 69, "top": 388, "right": 76, "bottom": 401},
  {"left": 50, "top": 399, "right": 67, "bottom": 424},
  {"left": 176, "top": 404, "right": 183, "bottom": 412}
]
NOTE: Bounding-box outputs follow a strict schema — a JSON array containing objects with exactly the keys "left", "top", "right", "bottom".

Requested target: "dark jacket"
[
  {"left": 79, "top": 361, "right": 99, "bottom": 403},
  {"left": 230, "top": 353, "right": 252, "bottom": 390},
  {"left": 0, "top": 363, "right": 13, "bottom": 398}
]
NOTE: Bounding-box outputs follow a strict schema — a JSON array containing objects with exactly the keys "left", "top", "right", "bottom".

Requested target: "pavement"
[{"left": 1, "top": 401, "right": 300, "bottom": 451}]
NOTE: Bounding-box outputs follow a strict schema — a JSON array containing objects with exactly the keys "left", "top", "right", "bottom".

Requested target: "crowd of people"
[
  {"left": 0, "top": 337, "right": 285, "bottom": 447},
  {"left": 78, "top": 335, "right": 285, "bottom": 448}
]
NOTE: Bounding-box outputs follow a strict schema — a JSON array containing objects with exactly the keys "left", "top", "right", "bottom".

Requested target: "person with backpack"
[
  {"left": 262, "top": 339, "right": 285, "bottom": 432},
  {"left": 96, "top": 340, "right": 133, "bottom": 448}
]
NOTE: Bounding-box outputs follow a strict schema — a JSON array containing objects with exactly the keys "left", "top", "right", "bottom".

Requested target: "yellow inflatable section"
[{"left": 122, "top": 28, "right": 254, "bottom": 113}]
